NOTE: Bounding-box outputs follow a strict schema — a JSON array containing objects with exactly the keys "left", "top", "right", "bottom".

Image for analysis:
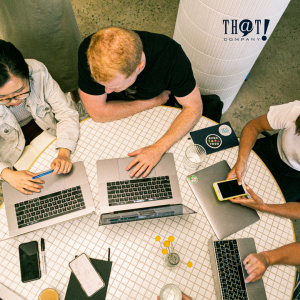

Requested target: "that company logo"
[{"left": 223, "top": 19, "right": 270, "bottom": 42}]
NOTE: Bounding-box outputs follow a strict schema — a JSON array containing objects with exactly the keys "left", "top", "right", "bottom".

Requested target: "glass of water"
[
  {"left": 159, "top": 284, "right": 182, "bottom": 300},
  {"left": 164, "top": 252, "right": 180, "bottom": 270},
  {"left": 183, "top": 144, "right": 206, "bottom": 171}
]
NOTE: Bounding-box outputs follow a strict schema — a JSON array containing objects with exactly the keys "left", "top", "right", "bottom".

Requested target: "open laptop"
[
  {"left": 208, "top": 236, "right": 267, "bottom": 300},
  {"left": 2, "top": 161, "right": 95, "bottom": 238},
  {"left": 186, "top": 160, "right": 260, "bottom": 239},
  {"left": 97, "top": 153, "right": 196, "bottom": 225},
  {"left": 0, "top": 283, "right": 23, "bottom": 300}
]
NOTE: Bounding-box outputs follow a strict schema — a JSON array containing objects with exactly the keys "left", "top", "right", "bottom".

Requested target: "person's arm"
[
  {"left": 227, "top": 114, "right": 273, "bottom": 184},
  {"left": 243, "top": 242, "right": 300, "bottom": 283},
  {"left": 230, "top": 185, "right": 300, "bottom": 219},
  {"left": 79, "top": 89, "right": 171, "bottom": 123},
  {"left": 41, "top": 63, "right": 79, "bottom": 174},
  {"left": 126, "top": 84, "right": 202, "bottom": 177},
  {"left": 51, "top": 148, "right": 72, "bottom": 175}
]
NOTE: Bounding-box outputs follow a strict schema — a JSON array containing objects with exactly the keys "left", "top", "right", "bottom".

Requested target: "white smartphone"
[
  {"left": 213, "top": 178, "right": 247, "bottom": 201},
  {"left": 69, "top": 253, "right": 105, "bottom": 297}
]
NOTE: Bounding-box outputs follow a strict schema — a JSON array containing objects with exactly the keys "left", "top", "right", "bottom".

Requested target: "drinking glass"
[
  {"left": 159, "top": 284, "right": 182, "bottom": 300},
  {"left": 38, "top": 288, "right": 59, "bottom": 300},
  {"left": 183, "top": 144, "right": 206, "bottom": 171}
]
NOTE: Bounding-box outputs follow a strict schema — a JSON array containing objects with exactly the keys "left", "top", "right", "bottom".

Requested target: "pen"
[
  {"left": 32, "top": 170, "right": 54, "bottom": 179},
  {"left": 41, "top": 238, "right": 47, "bottom": 275}
]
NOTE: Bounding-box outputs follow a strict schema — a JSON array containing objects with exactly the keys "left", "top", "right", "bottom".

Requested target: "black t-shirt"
[{"left": 78, "top": 30, "right": 196, "bottom": 100}]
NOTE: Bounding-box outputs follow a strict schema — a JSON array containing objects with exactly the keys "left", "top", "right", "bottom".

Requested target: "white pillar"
[{"left": 173, "top": 0, "right": 291, "bottom": 112}]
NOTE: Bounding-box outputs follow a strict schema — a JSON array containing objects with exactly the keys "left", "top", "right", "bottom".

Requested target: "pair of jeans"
[{"left": 253, "top": 133, "right": 300, "bottom": 202}]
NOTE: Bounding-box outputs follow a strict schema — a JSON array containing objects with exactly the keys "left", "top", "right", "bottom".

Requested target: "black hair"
[
  {"left": 0, "top": 40, "right": 29, "bottom": 88},
  {"left": 295, "top": 115, "right": 300, "bottom": 135}
]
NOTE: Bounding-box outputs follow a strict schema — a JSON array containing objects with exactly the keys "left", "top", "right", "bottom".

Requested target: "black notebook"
[
  {"left": 190, "top": 122, "right": 239, "bottom": 155},
  {"left": 65, "top": 258, "right": 112, "bottom": 300}
]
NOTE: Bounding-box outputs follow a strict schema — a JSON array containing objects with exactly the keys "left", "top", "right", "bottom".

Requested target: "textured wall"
[{"left": 173, "top": 0, "right": 291, "bottom": 111}]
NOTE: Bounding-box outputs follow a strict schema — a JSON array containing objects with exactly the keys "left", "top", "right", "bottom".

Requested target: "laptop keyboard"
[
  {"left": 214, "top": 240, "right": 248, "bottom": 300},
  {"left": 107, "top": 176, "right": 173, "bottom": 206},
  {"left": 15, "top": 186, "right": 85, "bottom": 228}
]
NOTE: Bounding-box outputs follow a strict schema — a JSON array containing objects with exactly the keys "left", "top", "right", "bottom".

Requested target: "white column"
[{"left": 173, "top": 0, "right": 291, "bottom": 112}]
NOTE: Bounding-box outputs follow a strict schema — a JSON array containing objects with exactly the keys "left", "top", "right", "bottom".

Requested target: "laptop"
[
  {"left": 0, "top": 283, "right": 24, "bottom": 300},
  {"left": 97, "top": 153, "right": 196, "bottom": 225},
  {"left": 2, "top": 161, "right": 95, "bottom": 238},
  {"left": 208, "top": 236, "right": 267, "bottom": 300},
  {"left": 186, "top": 160, "right": 260, "bottom": 240}
]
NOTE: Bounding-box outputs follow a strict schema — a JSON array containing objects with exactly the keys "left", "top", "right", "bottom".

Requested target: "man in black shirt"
[{"left": 78, "top": 27, "right": 202, "bottom": 177}]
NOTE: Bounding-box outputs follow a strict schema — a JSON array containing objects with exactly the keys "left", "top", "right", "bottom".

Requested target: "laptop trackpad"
[
  {"left": 117, "top": 157, "right": 156, "bottom": 180},
  {"left": 34, "top": 172, "right": 66, "bottom": 197}
]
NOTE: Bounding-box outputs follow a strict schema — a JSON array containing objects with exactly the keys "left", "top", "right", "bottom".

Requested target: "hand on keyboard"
[
  {"left": 243, "top": 253, "right": 269, "bottom": 283},
  {"left": 1, "top": 169, "right": 44, "bottom": 195},
  {"left": 127, "top": 144, "right": 165, "bottom": 178}
]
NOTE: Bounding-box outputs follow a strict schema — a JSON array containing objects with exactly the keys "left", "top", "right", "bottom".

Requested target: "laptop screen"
[{"left": 99, "top": 204, "right": 196, "bottom": 225}]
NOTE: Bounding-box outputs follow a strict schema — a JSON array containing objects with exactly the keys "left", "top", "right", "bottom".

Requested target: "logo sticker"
[
  {"left": 223, "top": 19, "right": 270, "bottom": 42},
  {"left": 219, "top": 125, "right": 232, "bottom": 136},
  {"left": 206, "top": 134, "right": 222, "bottom": 148},
  {"left": 189, "top": 175, "right": 198, "bottom": 183}
]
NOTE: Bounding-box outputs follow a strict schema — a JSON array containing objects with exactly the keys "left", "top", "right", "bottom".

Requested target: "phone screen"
[
  {"left": 69, "top": 254, "right": 105, "bottom": 296},
  {"left": 218, "top": 180, "right": 246, "bottom": 198},
  {"left": 19, "top": 241, "right": 41, "bottom": 283}
]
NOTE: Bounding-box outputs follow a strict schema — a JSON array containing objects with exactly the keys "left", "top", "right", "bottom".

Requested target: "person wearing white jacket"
[{"left": 0, "top": 40, "right": 79, "bottom": 195}]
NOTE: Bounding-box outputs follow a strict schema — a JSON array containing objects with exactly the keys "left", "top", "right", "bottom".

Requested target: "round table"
[{"left": 0, "top": 106, "right": 296, "bottom": 300}]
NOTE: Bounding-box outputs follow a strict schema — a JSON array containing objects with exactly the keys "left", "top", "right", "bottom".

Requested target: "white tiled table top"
[{"left": 0, "top": 106, "right": 296, "bottom": 300}]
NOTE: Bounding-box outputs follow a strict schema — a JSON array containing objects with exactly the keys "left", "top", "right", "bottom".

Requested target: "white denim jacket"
[{"left": 0, "top": 59, "right": 79, "bottom": 177}]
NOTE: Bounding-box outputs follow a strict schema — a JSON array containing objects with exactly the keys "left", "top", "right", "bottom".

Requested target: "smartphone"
[
  {"left": 19, "top": 241, "right": 41, "bottom": 283},
  {"left": 69, "top": 253, "right": 105, "bottom": 297},
  {"left": 213, "top": 178, "right": 247, "bottom": 201}
]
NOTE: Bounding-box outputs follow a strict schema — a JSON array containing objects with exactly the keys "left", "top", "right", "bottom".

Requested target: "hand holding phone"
[
  {"left": 69, "top": 254, "right": 105, "bottom": 297},
  {"left": 19, "top": 241, "right": 41, "bottom": 283},
  {"left": 213, "top": 178, "right": 247, "bottom": 201}
]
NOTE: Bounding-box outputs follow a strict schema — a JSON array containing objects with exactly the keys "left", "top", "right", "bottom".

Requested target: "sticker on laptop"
[
  {"left": 189, "top": 175, "right": 198, "bottom": 183},
  {"left": 206, "top": 134, "right": 222, "bottom": 148},
  {"left": 219, "top": 124, "right": 232, "bottom": 136}
]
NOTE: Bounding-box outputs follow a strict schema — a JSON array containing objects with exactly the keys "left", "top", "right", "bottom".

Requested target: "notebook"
[
  {"left": 65, "top": 258, "right": 112, "bottom": 300},
  {"left": 14, "top": 131, "right": 56, "bottom": 170},
  {"left": 190, "top": 122, "right": 239, "bottom": 155}
]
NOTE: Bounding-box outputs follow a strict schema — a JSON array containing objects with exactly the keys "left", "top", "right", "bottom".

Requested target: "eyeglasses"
[{"left": 0, "top": 88, "right": 31, "bottom": 105}]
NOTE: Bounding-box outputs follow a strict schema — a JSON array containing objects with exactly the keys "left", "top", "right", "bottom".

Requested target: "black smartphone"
[{"left": 19, "top": 241, "right": 41, "bottom": 283}]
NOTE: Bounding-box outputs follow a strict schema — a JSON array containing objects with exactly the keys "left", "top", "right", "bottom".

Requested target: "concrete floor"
[{"left": 0, "top": 0, "right": 299, "bottom": 244}]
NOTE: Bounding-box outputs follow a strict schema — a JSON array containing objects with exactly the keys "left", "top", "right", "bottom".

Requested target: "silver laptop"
[
  {"left": 208, "top": 236, "right": 267, "bottom": 300},
  {"left": 186, "top": 160, "right": 260, "bottom": 239},
  {"left": 97, "top": 153, "right": 196, "bottom": 225},
  {"left": 0, "top": 283, "right": 24, "bottom": 300},
  {"left": 2, "top": 161, "right": 95, "bottom": 237}
]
